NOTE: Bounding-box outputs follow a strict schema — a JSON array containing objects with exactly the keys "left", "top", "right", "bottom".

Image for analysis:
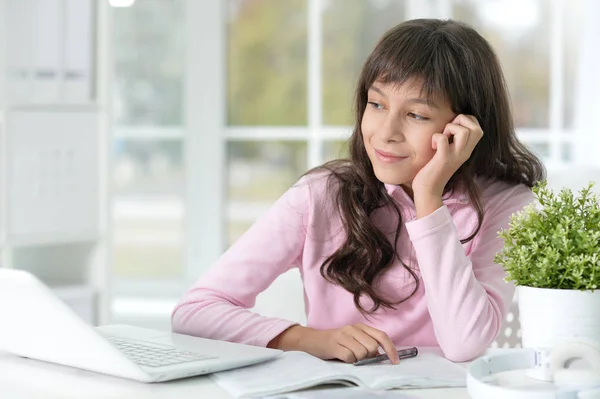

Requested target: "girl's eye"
[
  {"left": 368, "top": 101, "right": 383, "bottom": 110},
  {"left": 408, "top": 112, "right": 429, "bottom": 121}
]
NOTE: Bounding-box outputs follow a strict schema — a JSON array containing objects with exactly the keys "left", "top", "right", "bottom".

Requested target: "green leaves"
[{"left": 494, "top": 180, "right": 600, "bottom": 290}]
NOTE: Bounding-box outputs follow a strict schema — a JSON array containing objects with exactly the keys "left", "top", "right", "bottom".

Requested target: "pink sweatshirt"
[{"left": 172, "top": 173, "right": 531, "bottom": 362}]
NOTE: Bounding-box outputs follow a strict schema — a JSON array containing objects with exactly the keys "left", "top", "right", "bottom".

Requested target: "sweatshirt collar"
[{"left": 384, "top": 183, "right": 469, "bottom": 205}]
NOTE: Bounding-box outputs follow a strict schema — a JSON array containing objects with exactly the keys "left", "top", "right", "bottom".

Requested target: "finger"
[
  {"left": 333, "top": 345, "right": 358, "bottom": 363},
  {"left": 452, "top": 114, "right": 481, "bottom": 131},
  {"left": 349, "top": 329, "right": 382, "bottom": 358},
  {"left": 443, "top": 122, "right": 470, "bottom": 147},
  {"left": 431, "top": 133, "right": 450, "bottom": 159},
  {"left": 356, "top": 324, "right": 399, "bottom": 364},
  {"left": 337, "top": 332, "right": 369, "bottom": 362},
  {"left": 453, "top": 114, "right": 484, "bottom": 142}
]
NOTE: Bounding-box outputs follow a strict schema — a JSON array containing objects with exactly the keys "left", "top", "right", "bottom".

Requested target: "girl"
[{"left": 172, "top": 18, "right": 545, "bottom": 364}]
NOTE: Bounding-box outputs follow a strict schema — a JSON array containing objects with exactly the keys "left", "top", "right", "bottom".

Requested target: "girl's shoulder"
[
  {"left": 292, "top": 164, "right": 347, "bottom": 200},
  {"left": 475, "top": 177, "right": 534, "bottom": 210}
]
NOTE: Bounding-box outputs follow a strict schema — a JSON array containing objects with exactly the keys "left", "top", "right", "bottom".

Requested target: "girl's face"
[{"left": 361, "top": 79, "right": 456, "bottom": 190}]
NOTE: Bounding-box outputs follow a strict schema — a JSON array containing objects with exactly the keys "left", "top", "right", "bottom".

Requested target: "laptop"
[{"left": 0, "top": 269, "right": 282, "bottom": 382}]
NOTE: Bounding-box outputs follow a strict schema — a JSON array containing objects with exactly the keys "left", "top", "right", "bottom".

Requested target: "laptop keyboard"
[{"left": 106, "top": 336, "right": 218, "bottom": 368}]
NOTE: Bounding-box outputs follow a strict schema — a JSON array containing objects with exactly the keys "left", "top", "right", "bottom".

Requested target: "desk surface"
[{"left": 0, "top": 351, "right": 472, "bottom": 399}]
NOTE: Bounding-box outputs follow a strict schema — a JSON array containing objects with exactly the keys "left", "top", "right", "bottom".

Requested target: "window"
[
  {"left": 111, "top": 0, "right": 186, "bottom": 292},
  {"left": 227, "top": 0, "right": 308, "bottom": 126},
  {"left": 110, "top": 0, "right": 590, "bottom": 309},
  {"left": 451, "top": 0, "right": 585, "bottom": 164},
  {"left": 224, "top": 0, "right": 585, "bottom": 245},
  {"left": 225, "top": 0, "right": 409, "bottom": 246}
]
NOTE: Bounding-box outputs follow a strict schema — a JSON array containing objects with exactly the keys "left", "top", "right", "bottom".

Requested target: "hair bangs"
[{"left": 364, "top": 28, "right": 466, "bottom": 111}]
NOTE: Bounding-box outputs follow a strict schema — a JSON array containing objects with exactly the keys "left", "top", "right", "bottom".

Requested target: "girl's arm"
[
  {"left": 406, "top": 183, "right": 531, "bottom": 362},
  {"left": 171, "top": 177, "right": 314, "bottom": 347}
]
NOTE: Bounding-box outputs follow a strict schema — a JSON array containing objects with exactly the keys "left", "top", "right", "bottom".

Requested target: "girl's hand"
[
  {"left": 268, "top": 324, "right": 400, "bottom": 364},
  {"left": 411, "top": 114, "right": 483, "bottom": 215}
]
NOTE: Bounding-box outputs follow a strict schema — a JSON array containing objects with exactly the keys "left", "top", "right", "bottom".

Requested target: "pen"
[{"left": 353, "top": 346, "right": 418, "bottom": 366}]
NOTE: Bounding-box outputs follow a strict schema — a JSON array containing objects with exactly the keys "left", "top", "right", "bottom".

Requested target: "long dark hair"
[{"left": 309, "top": 19, "right": 546, "bottom": 314}]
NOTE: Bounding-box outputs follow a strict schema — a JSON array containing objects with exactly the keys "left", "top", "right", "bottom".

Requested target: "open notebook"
[{"left": 212, "top": 348, "right": 467, "bottom": 398}]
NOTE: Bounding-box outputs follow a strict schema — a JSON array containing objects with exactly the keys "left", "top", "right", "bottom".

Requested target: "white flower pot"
[{"left": 517, "top": 285, "right": 600, "bottom": 380}]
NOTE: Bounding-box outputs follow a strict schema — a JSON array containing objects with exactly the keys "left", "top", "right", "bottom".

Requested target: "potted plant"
[{"left": 494, "top": 180, "right": 600, "bottom": 380}]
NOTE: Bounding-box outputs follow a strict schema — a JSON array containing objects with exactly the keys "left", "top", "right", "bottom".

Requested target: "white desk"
[{"left": 0, "top": 351, "right": 472, "bottom": 399}]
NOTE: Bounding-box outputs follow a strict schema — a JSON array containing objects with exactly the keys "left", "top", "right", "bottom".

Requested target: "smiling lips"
[{"left": 374, "top": 149, "right": 408, "bottom": 164}]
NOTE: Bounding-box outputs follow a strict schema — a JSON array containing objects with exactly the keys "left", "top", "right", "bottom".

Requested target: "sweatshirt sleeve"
[
  {"left": 405, "top": 184, "right": 532, "bottom": 362},
  {"left": 171, "top": 177, "right": 314, "bottom": 347}
]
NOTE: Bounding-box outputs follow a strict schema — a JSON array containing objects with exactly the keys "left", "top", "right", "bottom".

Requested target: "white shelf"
[
  {"left": 8, "top": 232, "right": 101, "bottom": 248},
  {"left": 8, "top": 103, "right": 100, "bottom": 112},
  {"left": 0, "top": 0, "right": 110, "bottom": 326},
  {"left": 0, "top": 112, "right": 5, "bottom": 251}
]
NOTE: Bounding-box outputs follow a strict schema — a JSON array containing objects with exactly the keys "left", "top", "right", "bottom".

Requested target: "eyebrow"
[{"left": 368, "top": 85, "right": 439, "bottom": 109}]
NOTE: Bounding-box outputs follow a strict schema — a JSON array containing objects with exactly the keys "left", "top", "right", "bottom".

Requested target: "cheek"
[
  {"left": 360, "top": 115, "right": 375, "bottom": 145},
  {"left": 414, "top": 134, "right": 436, "bottom": 161}
]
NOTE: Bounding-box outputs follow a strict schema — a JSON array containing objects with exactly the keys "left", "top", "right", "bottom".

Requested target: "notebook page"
[
  {"left": 211, "top": 351, "right": 362, "bottom": 398},
  {"left": 331, "top": 351, "right": 467, "bottom": 390},
  {"left": 262, "top": 386, "right": 421, "bottom": 398}
]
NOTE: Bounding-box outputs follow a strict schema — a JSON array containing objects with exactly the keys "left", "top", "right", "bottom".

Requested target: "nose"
[{"left": 377, "top": 115, "right": 405, "bottom": 143}]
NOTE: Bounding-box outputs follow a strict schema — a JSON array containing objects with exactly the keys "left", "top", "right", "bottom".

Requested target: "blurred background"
[{"left": 1, "top": 0, "right": 599, "bottom": 331}]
